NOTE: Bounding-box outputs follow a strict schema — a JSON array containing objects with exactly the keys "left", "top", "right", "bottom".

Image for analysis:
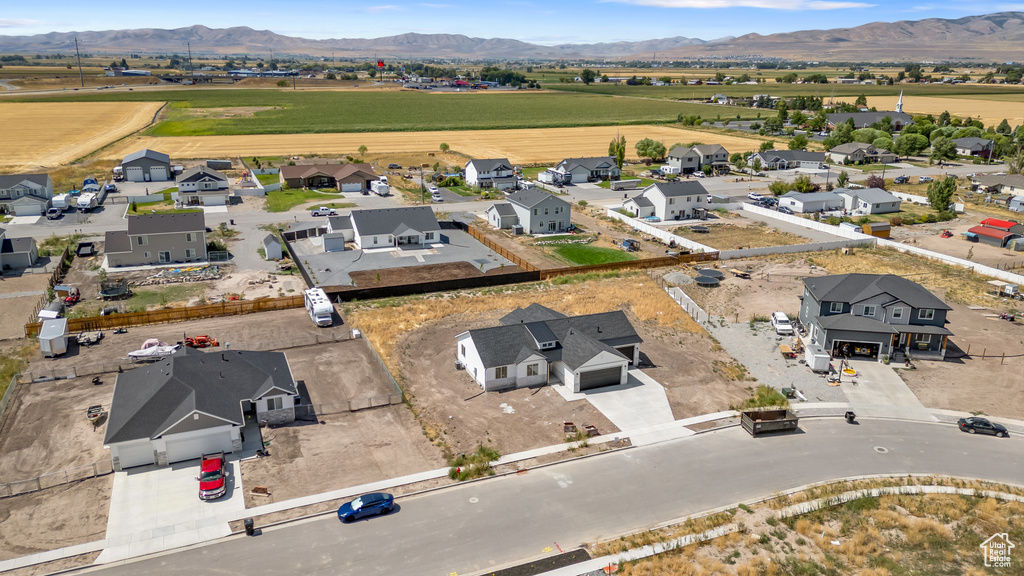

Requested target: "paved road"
[{"left": 82, "top": 419, "right": 1021, "bottom": 576}]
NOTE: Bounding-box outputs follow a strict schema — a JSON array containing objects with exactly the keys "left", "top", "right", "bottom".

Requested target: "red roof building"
[
  {"left": 967, "top": 225, "right": 1017, "bottom": 247},
  {"left": 980, "top": 218, "right": 1024, "bottom": 234}
]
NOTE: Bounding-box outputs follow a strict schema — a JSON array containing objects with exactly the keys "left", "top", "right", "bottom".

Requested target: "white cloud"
[
  {"left": 0, "top": 18, "right": 41, "bottom": 28},
  {"left": 603, "top": 0, "right": 873, "bottom": 9},
  {"left": 364, "top": 5, "right": 401, "bottom": 12}
]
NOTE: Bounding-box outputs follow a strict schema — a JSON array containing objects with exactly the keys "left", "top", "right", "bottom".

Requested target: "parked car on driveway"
[
  {"left": 958, "top": 417, "right": 1008, "bottom": 437},
  {"left": 46, "top": 208, "right": 62, "bottom": 220},
  {"left": 777, "top": 206, "right": 794, "bottom": 215},
  {"left": 198, "top": 452, "right": 228, "bottom": 500},
  {"left": 337, "top": 492, "right": 395, "bottom": 522},
  {"left": 387, "top": 163, "right": 401, "bottom": 169},
  {"left": 893, "top": 176, "right": 909, "bottom": 184},
  {"left": 747, "top": 192, "right": 765, "bottom": 201},
  {"left": 918, "top": 176, "right": 934, "bottom": 184}
]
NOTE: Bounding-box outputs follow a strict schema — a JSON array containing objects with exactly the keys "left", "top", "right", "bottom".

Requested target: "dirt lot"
[
  {"left": 889, "top": 217, "right": 1024, "bottom": 269},
  {"left": 287, "top": 339, "right": 395, "bottom": 405},
  {"left": 672, "top": 220, "right": 812, "bottom": 250},
  {"left": 102, "top": 125, "right": 765, "bottom": 165},
  {"left": 0, "top": 476, "right": 111, "bottom": 562},
  {"left": 347, "top": 261, "right": 525, "bottom": 289},
  {"left": 0, "top": 102, "right": 164, "bottom": 170},
  {"left": 0, "top": 274, "right": 51, "bottom": 341}
]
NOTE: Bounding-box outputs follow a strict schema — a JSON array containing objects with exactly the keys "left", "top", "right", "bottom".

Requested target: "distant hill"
[{"left": 0, "top": 12, "right": 1022, "bottom": 61}]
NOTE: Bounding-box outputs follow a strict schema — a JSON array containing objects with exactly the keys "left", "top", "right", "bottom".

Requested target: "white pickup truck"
[{"left": 310, "top": 207, "right": 337, "bottom": 217}]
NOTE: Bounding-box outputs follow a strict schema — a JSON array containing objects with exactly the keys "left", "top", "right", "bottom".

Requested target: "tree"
[
  {"left": 732, "top": 155, "right": 747, "bottom": 177},
  {"left": 865, "top": 175, "right": 886, "bottom": 190},
  {"left": 764, "top": 117, "right": 783, "bottom": 134},
  {"left": 793, "top": 175, "right": 819, "bottom": 193},
  {"left": 121, "top": 58, "right": 128, "bottom": 68},
  {"left": 854, "top": 94, "right": 867, "bottom": 107},
  {"left": 872, "top": 136, "right": 894, "bottom": 152},
  {"left": 997, "top": 119, "right": 1013, "bottom": 135},
  {"left": 929, "top": 137, "right": 956, "bottom": 164},
  {"left": 358, "top": 145, "right": 367, "bottom": 155},
  {"left": 580, "top": 68, "right": 597, "bottom": 85},
  {"left": 759, "top": 140, "right": 775, "bottom": 153},
  {"left": 609, "top": 136, "right": 626, "bottom": 169},
  {"left": 788, "top": 135, "right": 809, "bottom": 150},
  {"left": 439, "top": 143, "right": 450, "bottom": 152},
  {"left": 926, "top": 176, "right": 957, "bottom": 212},
  {"left": 325, "top": 72, "right": 336, "bottom": 80},
  {"left": 776, "top": 101, "right": 789, "bottom": 122},
  {"left": 752, "top": 158, "right": 762, "bottom": 173},
  {"left": 836, "top": 171, "right": 850, "bottom": 188},
  {"left": 937, "top": 110, "right": 951, "bottom": 126},
  {"left": 789, "top": 111, "right": 807, "bottom": 127}
]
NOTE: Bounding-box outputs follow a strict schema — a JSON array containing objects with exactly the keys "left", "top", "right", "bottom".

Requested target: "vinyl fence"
[
  {"left": 666, "top": 286, "right": 710, "bottom": 323},
  {"left": 719, "top": 238, "right": 877, "bottom": 260},
  {"left": 605, "top": 209, "right": 718, "bottom": 253}
]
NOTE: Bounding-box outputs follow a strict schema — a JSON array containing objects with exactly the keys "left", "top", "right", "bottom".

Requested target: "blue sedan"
[{"left": 337, "top": 492, "right": 395, "bottom": 522}]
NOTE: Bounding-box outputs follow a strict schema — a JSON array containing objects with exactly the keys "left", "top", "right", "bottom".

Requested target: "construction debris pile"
[{"left": 133, "top": 265, "right": 222, "bottom": 287}]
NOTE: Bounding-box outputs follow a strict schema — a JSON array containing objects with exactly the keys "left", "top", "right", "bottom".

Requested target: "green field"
[
  {"left": 266, "top": 188, "right": 346, "bottom": 212},
  {"left": 8, "top": 89, "right": 744, "bottom": 135},
  {"left": 545, "top": 82, "right": 1023, "bottom": 102},
  {"left": 551, "top": 244, "right": 637, "bottom": 265}
]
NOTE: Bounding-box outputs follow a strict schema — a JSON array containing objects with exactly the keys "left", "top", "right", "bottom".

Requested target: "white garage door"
[
  {"left": 164, "top": 431, "right": 233, "bottom": 464},
  {"left": 125, "top": 166, "right": 145, "bottom": 182},
  {"left": 117, "top": 442, "right": 156, "bottom": 469},
  {"left": 341, "top": 181, "right": 362, "bottom": 192},
  {"left": 149, "top": 166, "right": 169, "bottom": 181}
]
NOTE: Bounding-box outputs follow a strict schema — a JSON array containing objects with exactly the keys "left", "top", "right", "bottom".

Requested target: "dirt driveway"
[{"left": 890, "top": 219, "right": 1024, "bottom": 268}]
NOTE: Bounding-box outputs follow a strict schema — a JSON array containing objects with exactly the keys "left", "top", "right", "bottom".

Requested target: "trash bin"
[
  {"left": 243, "top": 518, "right": 255, "bottom": 536},
  {"left": 845, "top": 411, "right": 856, "bottom": 424}
]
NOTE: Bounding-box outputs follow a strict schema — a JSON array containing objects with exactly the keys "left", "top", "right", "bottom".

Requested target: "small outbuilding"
[
  {"left": 39, "top": 318, "right": 69, "bottom": 357},
  {"left": 486, "top": 203, "right": 518, "bottom": 229},
  {"left": 262, "top": 234, "right": 283, "bottom": 260},
  {"left": 862, "top": 222, "right": 891, "bottom": 238},
  {"left": 120, "top": 149, "right": 172, "bottom": 183}
]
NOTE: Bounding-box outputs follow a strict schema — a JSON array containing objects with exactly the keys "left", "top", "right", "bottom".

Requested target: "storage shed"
[
  {"left": 263, "top": 234, "right": 283, "bottom": 260},
  {"left": 39, "top": 318, "right": 69, "bottom": 357},
  {"left": 862, "top": 222, "right": 891, "bottom": 238},
  {"left": 206, "top": 159, "right": 233, "bottom": 171},
  {"left": 968, "top": 225, "right": 1018, "bottom": 247}
]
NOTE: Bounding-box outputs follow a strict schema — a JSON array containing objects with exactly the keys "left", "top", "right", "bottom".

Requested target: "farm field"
[
  {"left": 0, "top": 102, "right": 163, "bottom": 169},
  {"left": 8, "top": 89, "right": 746, "bottom": 135},
  {"left": 865, "top": 95, "right": 1024, "bottom": 126},
  {"left": 99, "top": 124, "right": 768, "bottom": 165},
  {"left": 545, "top": 82, "right": 1024, "bottom": 102}
]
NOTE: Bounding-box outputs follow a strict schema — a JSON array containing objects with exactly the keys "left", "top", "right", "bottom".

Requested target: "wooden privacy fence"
[
  {"left": 25, "top": 295, "right": 305, "bottom": 338},
  {"left": 465, "top": 225, "right": 538, "bottom": 272}
]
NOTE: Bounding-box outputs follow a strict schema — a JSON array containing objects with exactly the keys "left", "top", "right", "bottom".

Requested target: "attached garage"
[
  {"left": 578, "top": 366, "right": 624, "bottom": 391},
  {"left": 164, "top": 429, "right": 234, "bottom": 464},
  {"left": 113, "top": 441, "right": 156, "bottom": 469},
  {"left": 615, "top": 345, "right": 637, "bottom": 365},
  {"left": 341, "top": 181, "right": 363, "bottom": 193},
  {"left": 125, "top": 166, "right": 145, "bottom": 182}
]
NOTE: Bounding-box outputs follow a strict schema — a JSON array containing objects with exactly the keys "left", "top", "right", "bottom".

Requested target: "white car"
[
  {"left": 432, "top": 194, "right": 444, "bottom": 202},
  {"left": 747, "top": 192, "right": 765, "bottom": 201},
  {"left": 427, "top": 185, "right": 439, "bottom": 195}
]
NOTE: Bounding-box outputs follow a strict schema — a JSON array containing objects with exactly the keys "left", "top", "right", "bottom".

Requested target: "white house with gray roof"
[
  {"left": 778, "top": 191, "right": 844, "bottom": 213},
  {"left": 504, "top": 189, "right": 571, "bottom": 234},
  {"left": 0, "top": 173, "right": 53, "bottom": 216},
  {"left": 624, "top": 180, "right": 709, "bottom": 221},
  {"left": 486, "top": 202, "right": 519, "bottom": 229},
  {"left": 836, "top": 187, "right": 902, "bottom": 214},
  {"left": 544, "top": 156, "right": 620, "bottom": 184},
  {"left": 456, "top": 304, "right": 642, "bottom": 393},
  {"left": 121, "top": 149, "right": 172, "bottom": 182},
  {"left": 465, "top": 158, "right": 517, "bottom": 190},
  {"left": 103, "top": 349, "right": 298, "bottom": 470},
  {"left": 174, "top": 166, "right": 231, "bottom": 206},
  {"left": 954, "top": 137, "right": 994, "bottom": 158},
  {"left": 104, "top": 212, "right": 207, "bottom": 267},
  {"left": 349, "top": 206, "right": 440, "bottom": 249},
  {"left": 747, "top": 150, "right": 825, "bottom": 171}
]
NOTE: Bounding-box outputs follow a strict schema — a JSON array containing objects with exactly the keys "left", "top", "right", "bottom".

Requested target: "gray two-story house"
[
  {"left": 665, "top": 144, "right": 730, "bottom": 175},
  {"left": 465, "top": 158, "right": 517, "bottom": 190},
  {"left": 104, "top": 212, "right": 208, "bottom": 267},
  {"left": 504, "top": 189, "right": 572, "bottom": 234},
  {"left": 800, "top": 273, "right": 952, "bottom": 360},
  {"left": 0, "top": 173, "right": 53, "bottom": 216}
]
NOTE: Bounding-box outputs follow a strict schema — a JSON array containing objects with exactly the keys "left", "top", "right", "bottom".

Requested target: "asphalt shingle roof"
[
  {"left": 836, "top": 187, "right": 901, "bottom": 204},
  {"left": 122, "top": 149, "right": 170, "bottom": 165},
  {"left": 500, "top": 303, "right": 566, "bottom": 325},
  {"left": 506, "top": 189, "right": 569, "bottom": 209},
  {"left": 104, "top": 350, "right": 296, "bottom": 444},
  {"left": 350, "top": 206, "right": 439, "bottom": 237},
  {"left": 803, "top": 274, "right": 951, "bottom": 311},
  {"left": 0, "top": 173, "right": 50, "bottom": 189},
  {"left": 755, "top": 150, "right": 826, "bottom": 163},
  {"left": 176, "top": 166, "right": 227, "bottom": 183},
  {"left": 557, "top": 156, "right": 616, "bottom": 171},
  {"left": 104, "top": 230, "right": 132, "bottom": 253},
  {"left": 628, "top": 196, "right": 655, "bottom": 208},
  {"left": 279, "top": 163, "right": 376, "bottom": 181},
  {"left": 466, "top": 158, "right": 513, "bottom": 173},
  {"left": 953, "top": 137, "right": 993, "bottom": 148},
  {"left": 1, "top": 237, "right": 34, "bottom": 254},
  {"left": 647, "top": 180, "right": 709, "bottom": 198},
  {"left": 489, "top": 202, "right": 517, "bottom": 216},
  {"left": 126, "top": 212, "right": 205, "bottom": 235},
  {"left": 781, "top": 191, "right": 841, "bottom": 202},
  {"left": 815, "top": 314, "right": 898, "bottom": 334}
]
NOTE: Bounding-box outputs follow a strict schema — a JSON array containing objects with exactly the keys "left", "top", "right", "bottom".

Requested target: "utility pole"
[
  {"left": 187, "top": 41, "right": 194, "bottom": 80},
  {"left": 74, "top": 37, "right": 84, "bottom": 88}
]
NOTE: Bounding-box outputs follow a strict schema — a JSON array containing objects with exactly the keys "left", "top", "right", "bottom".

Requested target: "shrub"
[
  {"left": 922, "top": 213, "right": 939, "bottom": 223},
  {"left": 578, "top": 200, "right": 588, "bottom": 207},
  {"left": 276, "top": 79, "right": 288, "bottom": 87},
  {"left": 448, "top": 445, "right": 501, "bottom": 481},
  {"left": 826, "top": 216, "right": 840, "bottom": 225},
  {"left": 889, "top": 216, "right": 903, "bottom": 226}
]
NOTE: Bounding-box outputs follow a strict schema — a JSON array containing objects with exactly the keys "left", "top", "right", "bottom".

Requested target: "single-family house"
[
  {"left": 778, "top": 191, "right": 844, "bottom": 213},
  {"left": 799, "top": 273, "right": 952, "bottom": 360},
  {"left": 971, "top": 174, "right": 1024, "bottom": 195},
  {"left": 349, "top": 206, "right": 441, "bottom": 249},
  {"left": 486, "top": 203, "right": 519, "bottom": 230},
  {"left": 827, "top": 143, "right": 897, "bottom": 165},
  {"left": 104, "top": 212, "right": 207, "bottom": 267},
  {"left": 666, "top": 144, "right": 730, "bottom": 174},
  {"left": 954, "top": 137, "right": 994, "bottom": 158},
  {"left": 746, "top": 150, "right": 825, "bottom": 171},
  {"left": 455, "top": 304, "right": 642, "bottom": 393},
  {"left": 545, "top": 156, "right": 620, "bottom": 184},
  {"left": 836, "top": 187, "right": 902, "bottom": 214},
  {"left": 826, "top": 111, "right": 912, "bottom": 131},
  {"left": 322, "top": 215, "right": 353, "bottom": 252},
  {"left": 121, "top": 149, "right": 172, "bottom": 182},
  {"left": 279, "top": 163, "right": 378, "bottom": 192},
  {"left": 625, "top": 181, "right": 709, "bottom": 221},
  {"left": 504, "top": 189, "right": 571, "bottom": 234},
  {"left": 1009, "top": 196, "right": 1024, "bottom": 213},
  {"left": 175, "top": 166, "right": 231, "bottom": 206},
  {"left": 692, "top": 144, "right": 731, "bottom": 172},
  {"left": 465, "top": 158, "right": 517, "bottom": 190},
  {"left": 0, "top": 173, "right": 53, "bottom": 216},
  {"left": 103, "top": 349, "right": 298, "bottom": 470},
  {"left": 0, "top": 227, "right": 39, "bottom": 270}
]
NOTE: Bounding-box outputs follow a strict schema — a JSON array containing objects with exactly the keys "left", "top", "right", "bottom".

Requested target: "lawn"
[
  {"left": 265, "top": 188, "right": 346, "bottom": 212},
  {"left": 551, "top": 244, "right": 637, "bottom": 265},
  {"left": 597, "top": 177, "right": 659, "bottom": 189},
  {"left": 256, "top": 173, "right": 279, "bottom": 185},
  {"left": 444, "top": 185, "right": 481, "bottom": 197},
  {"left": 10, "top": 89, "right": 734, "bottom": 136},
  {"left": 126, "top": 283, "right": 207, "bottom": 312}
]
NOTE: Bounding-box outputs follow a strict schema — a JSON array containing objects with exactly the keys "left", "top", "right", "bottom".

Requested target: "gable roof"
[
  {"left": 667, "top": 146, "right": 700, "bottom": 158},
  {"left": 973, "top": 174, "right": 1024, "bottom": 189},
  {"left": 803, "top": 273, "right": 951, "bottom": 310},
  {"left": 627, "top": 196, "right": 655, "bottom": 208},
  {"left": 781, "top": 191, "right": 841, "bottom": 202},
  {"left": 279, "top": 163, "right": 376, "bottom": 181},
  {"left": 489, "top": 202, "right": 517, "bottom": 217},
  {"left": 754, "top": 150, "right": 825, "bottom": 163},
  {"left": 953, "top": 137, "right": 993, "bottom": 148},
  {"left": 501, "top": 303, "right": 567, "bottom": 325},
  {"left": 104, "top": 230, "right": 132, "bottom": 253},
  {"left": 692, "top": 144, "right": 727, "bottom": 156},
  {"left": 969, "top": 225, "right": 1015, "bottom": 240},
  {"left": 556, "top": 156, "right": 616, "bottom": 171},
  {"left": 829, "top": 142, "right": 875, "bottom": 154},
  {"left": 327, "top": 215, "right": 353, "bottom": 231},
  {"left": 122, "top": 149, "right": 170, "bottom": 165},
  {"left": 645, "top": 180, "right": 709, "bottom": 198},
  {"left": 262, "top": 234, "right": 281, "bottom": 247},
  {"left": 104, "top": 350, "right": 296, "bottom": 444},
  {"left": 350, "top": 206, "right": 439, "bottom": 237},
  {"left": 1, "top": 236, "right": 34, "bottom": 255},
  {"left": 505, "top": 189, "right": 568, "bottom": 209},
  {"left": 0, "top": 173, "right": 50, "bottom": 190},
  {"left": 466, "top": 158, "right": 513, "bottom": 173},
  {"left": 126, "top": 212, "right": 205, "bottom": 235},
  {"left": 836, "top": 187, "right": 900, "bottom": 204},
  {"left": 980, "top": 218, "right": 1020, "bottom": 231},
  {"left": 177, "top": 166, "right": 228, "bottom": 183}
]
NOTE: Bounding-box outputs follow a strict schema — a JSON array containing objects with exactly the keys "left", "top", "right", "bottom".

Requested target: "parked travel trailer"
[{"left": 304, "top": 288, "right": 333, "bottom": 327}]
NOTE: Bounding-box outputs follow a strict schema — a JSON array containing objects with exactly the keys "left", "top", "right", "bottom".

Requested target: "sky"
[{"left": 0, "top": 0, "right": 1016, "bottom": 45}]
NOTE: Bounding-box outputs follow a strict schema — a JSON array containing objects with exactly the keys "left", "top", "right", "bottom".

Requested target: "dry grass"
[
  {"left": 865, "top": 95, "right": 1024, "bottom": 127},
  {"left": 674, "top": 221, "right": 811, "bottom": 250},
  {"left": 0, "top": 102, "right": 163, "bottom": 169},
  {"left": 805, "top": 246, "right": 992, "bottom": 306},
  {"left": 99, "top": 124, "right": 766, "bottom": 165},
  {"left": 346, "top": 274, "right": 703, "bottom": 381}
]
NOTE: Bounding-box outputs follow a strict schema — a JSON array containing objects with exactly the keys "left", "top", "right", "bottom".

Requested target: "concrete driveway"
[
  {"left": 841, "top": 359, "right": 936, "bottom": 422},
  {"left": 553, "top": 369, "right": 675, "bottom": 436}
]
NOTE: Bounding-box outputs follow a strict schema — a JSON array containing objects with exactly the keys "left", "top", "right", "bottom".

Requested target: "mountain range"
[{"left": 1, "top": 12, "right": 1022, "bottom": 61}]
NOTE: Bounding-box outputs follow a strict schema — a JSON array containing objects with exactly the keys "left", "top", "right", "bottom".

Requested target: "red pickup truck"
[{"left": 198, "top": 452, "right": 227, "bottom": 501}]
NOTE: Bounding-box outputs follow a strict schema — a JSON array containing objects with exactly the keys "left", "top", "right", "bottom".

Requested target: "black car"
[
  {"left": 958, "top": 417, "right": 1008, "bottom": 437},
  {"left": 777, "top": 206, "right": 794, "bottom": 215},
  {"left": 893, "top": 176, "right": 909, "bottom": 184}
]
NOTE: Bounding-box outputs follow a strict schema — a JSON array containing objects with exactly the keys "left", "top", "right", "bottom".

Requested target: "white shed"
[
  {"left": 39, "top": 318, "right": 69, "bottom": 357},
  {"left": 262, "top": 234, "right": 283, "bottom": 260}
]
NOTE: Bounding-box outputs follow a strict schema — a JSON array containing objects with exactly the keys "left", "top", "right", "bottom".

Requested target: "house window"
[
  {"left": 373, "top": 237, "right": 378, "bottom": 245},
  {"left": 686, "top": 197, "right": 692, "bottom": 203},
  {"left": 425, "top": 232, "right": 434, "bottom": 240},
  {"left": 527, "top": 363, "right": 539, "bottom": 376},
  {"left": 185, "top": 248, "right": 197, "bottom": 259},
  {"left": 862, "top": 305, "right": 876, "bottom": 317},
  {"left": 669, "top": 198, "right": 675, "bottom": 205},
  {"left": 186, "top": 233, "right": 195, "bottom": 242},
  {"left": 137, "top": 236, "right": 148, "bottom": 245},
  {"left": 544, "top": 208, "right": 549, "bottom": 215},
  {"left": 460, "top": 344, "right": 466, "bottom": 357},
  {"left": 918, "top": 309, "right": 935, "bottom": 320},
  {"left": 495, "top": 366, "right": 507, "bottom": 379},
  {"left": 891, "top": 307, "right": 904, "bottom": 320},
  {"left": 917, "top": 334, "right": 932, "bottom": 344},
  {"left": 144, "top": 251, "right": 151, "bottom": 259},
  {"left": 267, "top": 397, "right": 283, "bottom": 411},
  {"left": 533, "top": 209, "right": 538, "bottom": 215},
  {"left": 158, "top": 251, "right": 171, "bottom": 263},
  {"left": 829, "top": 302, "right": 843, "bottom": 313}
]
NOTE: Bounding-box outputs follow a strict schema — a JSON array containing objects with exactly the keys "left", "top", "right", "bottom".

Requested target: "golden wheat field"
[
  {"left": 0, "top": 102, "right": 164, "bottom": 169},
  {"left": 100, "top": 125, "right": 765, "bottom": 165},
  {"left": 865, "top": 95, "right": 1024, "bottom": 127}
]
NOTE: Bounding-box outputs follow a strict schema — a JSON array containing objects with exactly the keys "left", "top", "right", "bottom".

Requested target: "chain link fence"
[{"left": 0, "top": 460, "right": 113, "bottom": 499}]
